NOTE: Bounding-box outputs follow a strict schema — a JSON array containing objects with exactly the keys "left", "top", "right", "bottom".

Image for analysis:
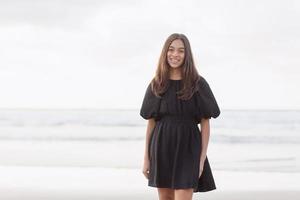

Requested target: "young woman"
[{"left": 140, "top": 33, "right": 220, "bottom": 200}]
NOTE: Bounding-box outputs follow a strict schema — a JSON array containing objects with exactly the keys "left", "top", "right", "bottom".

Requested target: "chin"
[{"left": 169, "top": 64, "right": 182, "bottom": 69}]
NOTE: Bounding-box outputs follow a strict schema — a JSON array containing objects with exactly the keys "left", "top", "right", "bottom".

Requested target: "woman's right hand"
[{"left": 142, "top": 158, "right": 150, "bottom": 179}]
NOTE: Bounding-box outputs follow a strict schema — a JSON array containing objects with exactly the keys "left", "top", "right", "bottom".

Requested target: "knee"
[
  {"left": 158, "top": 189, "right": 174, "bottom": 200},
  {"left": 174, "top": 188, "right": 193, "bottom": 200},
  {"left": 159, "top": 195, "right": 174, "bottom": 200}
]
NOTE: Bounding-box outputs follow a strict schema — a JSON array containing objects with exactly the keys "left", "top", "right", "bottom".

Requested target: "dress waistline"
[{"left": 159, "top": 115, "right": 197, "bottom": 124}]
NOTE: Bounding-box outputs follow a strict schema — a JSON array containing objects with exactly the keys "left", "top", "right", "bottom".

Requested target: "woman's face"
[{"left": 167, "top": 39, "right": 185, "bottom": 69}]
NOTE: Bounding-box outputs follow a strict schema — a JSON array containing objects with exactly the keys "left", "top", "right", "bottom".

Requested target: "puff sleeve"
[
  {"left": 195, "top": 76, "right": 221, "bottom": 121},
  {"left": 140, "top": 82, "right": 161, "bottom": 120}
]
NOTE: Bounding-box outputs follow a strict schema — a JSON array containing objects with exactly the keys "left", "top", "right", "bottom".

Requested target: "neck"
[{"left": 169, "top": 68, "right": 182, "bottom": 80}]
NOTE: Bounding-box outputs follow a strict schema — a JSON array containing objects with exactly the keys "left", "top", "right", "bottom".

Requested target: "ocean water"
[
  {"left": 0, "top": 109, "right": 299, "bottom": 173},
  {"left": 0, "top": 109, "right": 299, "bottom": 144}
]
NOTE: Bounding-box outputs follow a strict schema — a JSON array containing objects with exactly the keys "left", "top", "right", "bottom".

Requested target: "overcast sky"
[{"left": 0, "top": 0, "right": 299, "bottom": 110}]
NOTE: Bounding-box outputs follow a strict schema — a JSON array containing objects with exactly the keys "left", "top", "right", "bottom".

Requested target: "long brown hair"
[{"left": 151, "top": 33, "right": 201, "bottom": 100}]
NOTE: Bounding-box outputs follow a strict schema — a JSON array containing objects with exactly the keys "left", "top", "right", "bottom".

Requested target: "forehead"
[{"left": 169, "top": 39, "right": 185, "bottom": 48}]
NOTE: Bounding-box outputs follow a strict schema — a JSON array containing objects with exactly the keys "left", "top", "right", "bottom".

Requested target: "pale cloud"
[{"left": 0, "top": 0, "right": 299, "bottom": 109}]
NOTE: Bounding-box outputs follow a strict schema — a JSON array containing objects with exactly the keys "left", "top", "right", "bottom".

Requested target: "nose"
[{"left": 171, "top": 50, "right": 179, "bottom": 57}]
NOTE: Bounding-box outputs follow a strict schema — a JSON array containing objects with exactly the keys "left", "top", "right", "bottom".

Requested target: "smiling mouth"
[{"left": 169, "top": 58, "right": 181, "bottom": 64}]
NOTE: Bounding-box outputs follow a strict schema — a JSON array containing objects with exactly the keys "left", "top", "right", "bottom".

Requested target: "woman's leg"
[
  {"left": 174, "top": 188, "right": 194, "bottom": 200},
  {"left": 157, "top": 188, "right": 175, "bottom": 200}
]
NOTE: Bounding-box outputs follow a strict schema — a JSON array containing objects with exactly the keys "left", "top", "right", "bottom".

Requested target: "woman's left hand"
[{"left": 198, "top": 158, "right": 205, "bottom": 178}]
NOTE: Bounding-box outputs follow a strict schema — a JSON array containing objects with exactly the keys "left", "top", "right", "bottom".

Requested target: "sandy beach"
[
  {"left": 0, "top": 140, "right": 299, "bottom": 200},
  {"left": 0, "top": 165, "right": 299, "bottom": 200}
]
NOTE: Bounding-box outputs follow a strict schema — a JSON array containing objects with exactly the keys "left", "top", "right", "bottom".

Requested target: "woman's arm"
[
  {"left": 144, "top": 118, "right": 156, "bottom": 161},
  {"left": 197, "top": 118, "right": 210, "bottom": 177},
  {"left": 200, "top": 118, "right": 210, "bottom": 161},
  {"left": 142, "top": 118, "right": 156, "bottom": 179}
]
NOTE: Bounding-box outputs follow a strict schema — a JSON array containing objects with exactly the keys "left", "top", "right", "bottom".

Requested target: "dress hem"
[{"left": 148, "top": 182, "right": 216, "bottom": 193}]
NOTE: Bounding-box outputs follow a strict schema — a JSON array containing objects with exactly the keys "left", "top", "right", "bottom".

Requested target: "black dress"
[{"left": 140, "top": 75, "right": 220, "bottom": 193}]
